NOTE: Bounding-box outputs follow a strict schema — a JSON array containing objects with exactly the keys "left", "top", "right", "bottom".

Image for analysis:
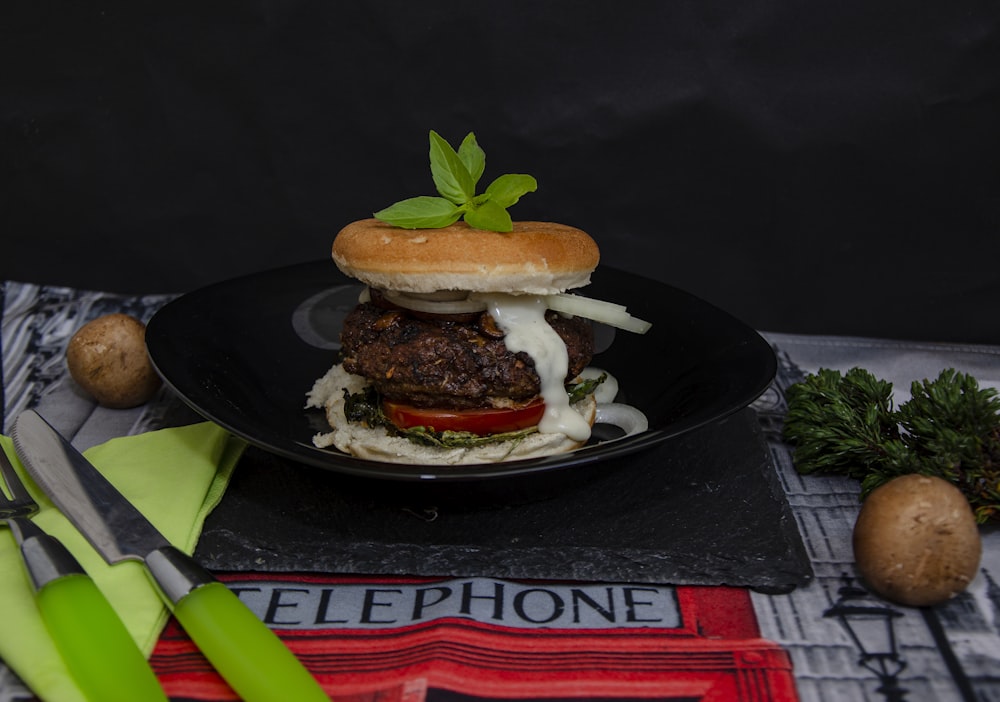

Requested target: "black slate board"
[{"left": 195, "top": 408, "right": 812, "bottom": 593}]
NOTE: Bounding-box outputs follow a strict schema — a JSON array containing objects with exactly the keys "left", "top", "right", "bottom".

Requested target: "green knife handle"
[
  {"left": 147, "top": 546, "right": 328, "bottom": 702},
  {"left": 15, "top": 520, "right": 167, "bottom": 702}
]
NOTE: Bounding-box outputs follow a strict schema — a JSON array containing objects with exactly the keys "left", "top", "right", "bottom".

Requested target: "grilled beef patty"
[{"left": 339, "top": 301, "right": 594, "bottom": 409}]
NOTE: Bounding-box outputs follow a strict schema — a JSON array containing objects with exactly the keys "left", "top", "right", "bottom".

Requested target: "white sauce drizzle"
[{"left": 480, "top": 294, "right": 592, "bottom": 442}]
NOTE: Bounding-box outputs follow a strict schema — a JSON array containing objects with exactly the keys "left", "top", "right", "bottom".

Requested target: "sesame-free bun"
[{"left": 332, "top": 218, "right": 600, "bottom": 295}]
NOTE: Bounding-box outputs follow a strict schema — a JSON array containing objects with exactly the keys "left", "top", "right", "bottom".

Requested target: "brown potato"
[
  {"left": 66, "top": 313, "right": 162, "bottom": 408},
  {"left": 853, "top": 474, "right": 981, "bottom": 607}
]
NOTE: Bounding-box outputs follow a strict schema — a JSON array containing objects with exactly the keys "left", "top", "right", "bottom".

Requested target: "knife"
[
  {"left": 12, "top": 410, "right": 329, "bottom": 702},
  {"left": 2, "top": 449, "right": 168, "bottom": 702}
]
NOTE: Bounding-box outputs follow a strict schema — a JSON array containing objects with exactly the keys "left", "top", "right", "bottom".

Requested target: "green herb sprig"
[
  {"left": 567, "top": 373, "right": 607, "bottom": 405},
  {"left": 374, "top": 130, "right": 537, "bottom": 233},
  {"left": 783, "top": 367, "right": 1000, "bottom": 523}
]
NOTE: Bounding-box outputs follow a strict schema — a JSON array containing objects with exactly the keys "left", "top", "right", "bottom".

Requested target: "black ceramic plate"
[{"left": 146, "top": 261, "right": 775, "bottom": 482}]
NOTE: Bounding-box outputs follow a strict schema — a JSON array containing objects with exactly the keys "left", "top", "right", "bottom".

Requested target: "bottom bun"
[{"left": 306, "top": 364, "right": 596, "bottom": 465}]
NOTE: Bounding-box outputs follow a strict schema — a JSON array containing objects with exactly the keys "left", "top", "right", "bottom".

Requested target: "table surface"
[{"left": 2, "top": 279, "right": 999, "bottom": 702}]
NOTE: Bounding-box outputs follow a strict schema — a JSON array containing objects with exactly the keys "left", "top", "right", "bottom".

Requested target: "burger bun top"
[{"left": 332, "top": 218, "right": 600, "bottom": 295}]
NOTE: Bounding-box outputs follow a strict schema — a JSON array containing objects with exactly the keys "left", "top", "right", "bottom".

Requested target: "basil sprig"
[{"left": 374, "top": 130, "right": 537, "bottom": 233}]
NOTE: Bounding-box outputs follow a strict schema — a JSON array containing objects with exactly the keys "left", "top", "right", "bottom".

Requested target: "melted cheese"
[{"left": 480, "top": 294, "right": 592, "bottom": 442}]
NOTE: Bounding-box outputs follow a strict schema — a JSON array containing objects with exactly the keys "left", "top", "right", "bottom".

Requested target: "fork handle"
[
  {"left": 13, "top": 519, "right": 168, "bottom": 702},
  {"left": 11, "top": 518, "right": 84, "bottom": 588}
]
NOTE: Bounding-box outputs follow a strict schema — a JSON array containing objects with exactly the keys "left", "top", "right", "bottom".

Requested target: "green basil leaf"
[
  {"left": 429, "top": 130, "right": 475, "bottom": 205},
  {"left": 566, "top": 373, "right": 607, "bottom": 404},
  {"left": 483, "top": 173, "right": 538, "bottom": 208},
  {"left": 374, "top": 196, "right": 463, "bottom": 229},
  {"left": 464, "top": 198, "right": 513, "bottom": 232},
  {"left": 376, "top": 130, "right": 537, "bottom": 231},
  {"left": 458, "top": 132, "right": 486, "bottom": 187},
  {"left": 396, "top": 424, "right": 536, "bottom": 449}
]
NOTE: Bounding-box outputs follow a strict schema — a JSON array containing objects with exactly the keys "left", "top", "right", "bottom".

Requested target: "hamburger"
[{"left": 306, "top": 217, "right": 649, "bottom": 465}]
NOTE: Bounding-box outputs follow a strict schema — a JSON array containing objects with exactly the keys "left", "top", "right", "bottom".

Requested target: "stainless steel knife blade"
[{"left": 11, "top": 410, "right": 170, "bottom": 563}]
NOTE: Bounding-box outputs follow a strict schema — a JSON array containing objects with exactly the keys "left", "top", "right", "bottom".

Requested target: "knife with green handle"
[
  {"left": 12, "top": 410, "right": 330, "bottom": 702},
  {"left": 9, "top": 518, "right": 169, "bottom": 702}
]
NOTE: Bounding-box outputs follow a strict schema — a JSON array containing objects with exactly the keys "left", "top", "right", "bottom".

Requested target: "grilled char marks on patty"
[{"left": 339, "top": 301, "right": 594, "bottom": 409}]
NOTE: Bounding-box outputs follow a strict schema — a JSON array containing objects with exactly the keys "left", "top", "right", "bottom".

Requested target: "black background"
[{"left": 3, "top": 1, "right": 999, "bottom": 343}]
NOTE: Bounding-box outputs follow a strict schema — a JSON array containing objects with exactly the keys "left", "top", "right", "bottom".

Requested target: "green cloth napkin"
[{"left": 0, "top": 422, "right": 246, "bottom": 702}]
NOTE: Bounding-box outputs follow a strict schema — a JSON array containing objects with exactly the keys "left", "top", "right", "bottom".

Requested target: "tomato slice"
[{"left": 383, "top": 399, "right": 545, "bottom": 435}]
